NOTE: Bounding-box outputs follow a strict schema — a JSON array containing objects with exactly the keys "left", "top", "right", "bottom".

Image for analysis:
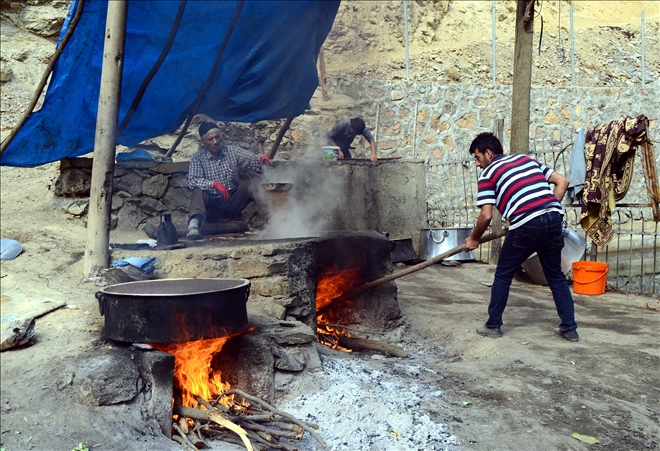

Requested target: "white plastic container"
[{"left": 321, "top": 146, "right": 339, "bottom": 160}]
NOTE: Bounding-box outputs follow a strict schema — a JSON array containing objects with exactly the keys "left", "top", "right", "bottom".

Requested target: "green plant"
[{"left": 71, "top": 444, "right": 89, "bottom": 451}]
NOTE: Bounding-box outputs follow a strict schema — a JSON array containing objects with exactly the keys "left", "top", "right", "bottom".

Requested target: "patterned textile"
[
  {"left": 188, "top": 145, "right": 261, "bottom": 198},
  {"left": 477, "top": 154, "right": 563, "bottom": 230},
  {"left": 580, "top": 114, "right": 649, "bottom": 247}
]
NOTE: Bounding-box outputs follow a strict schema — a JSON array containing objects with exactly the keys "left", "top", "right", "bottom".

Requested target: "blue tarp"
[{"left": 1, "top": 0, "right": 339, "bottom": 167}]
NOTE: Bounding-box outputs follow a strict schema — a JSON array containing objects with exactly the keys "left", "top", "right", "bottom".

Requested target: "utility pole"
[
  {"left": 510, "top": 0, "right": 534, "bottom": 155},
  {"left": 84, "top": 0, "right": 127, "bottom": 276}
]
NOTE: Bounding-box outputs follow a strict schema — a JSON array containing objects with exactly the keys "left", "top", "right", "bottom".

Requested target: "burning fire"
[
  {"left": 152, "top": 327, "right": 255, "bottom": 410},
  {"left": 316, "top": 268, "right": 362, "bottom": 350},
  {"left": 152, "top": 337, "right": 230, "bottom": 408}
]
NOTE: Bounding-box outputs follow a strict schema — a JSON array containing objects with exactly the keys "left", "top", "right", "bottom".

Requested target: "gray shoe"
[
  {"left": 554, "top": 328, "right": 579, "bottom": 342},
  {"left": 186, "top": 226, "right": 202, "bottom": 240},
  {"left": 476, "top": 325, "right": 502, "bottom": 338}
]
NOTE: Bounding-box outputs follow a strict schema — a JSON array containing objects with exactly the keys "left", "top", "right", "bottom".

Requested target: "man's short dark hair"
[
  {"left": 469, "top": 132, "right": 504, "bottom": 155},
  {"left": 350, "top": 117, "right": 366, "bottom": 134},
  {"left": 198, "top": 121, "right": 218, "bottom": 138}
]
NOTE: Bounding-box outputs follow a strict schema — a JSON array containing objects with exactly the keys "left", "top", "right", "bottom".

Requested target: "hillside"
[{"left": 1, "top": 1, "right": 658, "bottom": 142}]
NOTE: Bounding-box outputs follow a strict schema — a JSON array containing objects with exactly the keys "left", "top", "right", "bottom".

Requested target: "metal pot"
[
  {"left": 96, "top": 278, "right": 250, "bottom": 343},
  {"left": 419, "top": 228, "right": 476, "bottom": 261}
]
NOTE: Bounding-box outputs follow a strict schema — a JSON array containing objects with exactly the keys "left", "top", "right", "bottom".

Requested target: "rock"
[
  {"left": 0, "top": 317, "right": 35, "bottom": 351},
  {"left": 116, "top": 203, "right": 148, "bottom": 230},
  {"left": 141, "top": 174, "right": 169, "bottom": 199},
  {"left": 115, "top": 171, "right": 144, "bottom": 196},
  {"left": 0, "top": 67, "right": 12, "bottom": 82},
  {"left": 73, "top": 347, "right": 141, "bottom": 406},
  {"left": 53, "top": 168, "right": 91, "bottom": 197},
  {"left": 50, "top": 198, "right": 89, "bottom": 217}
]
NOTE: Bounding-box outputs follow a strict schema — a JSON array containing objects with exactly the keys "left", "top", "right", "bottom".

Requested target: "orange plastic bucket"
[{"left": 572, "top": 261, "right": 609, "bottom": 295}]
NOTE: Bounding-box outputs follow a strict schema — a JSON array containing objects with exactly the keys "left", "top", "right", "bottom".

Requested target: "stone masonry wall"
[{"left": 289, "top": 81, "right": 660, "bottom": 227}]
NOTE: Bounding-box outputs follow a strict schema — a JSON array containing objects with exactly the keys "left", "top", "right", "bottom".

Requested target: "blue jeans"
[{"left": 486, "top": 211, "right": 578, "bottom": 332}]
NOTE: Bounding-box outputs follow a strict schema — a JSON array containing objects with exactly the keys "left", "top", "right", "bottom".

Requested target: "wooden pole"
[
  {"left": 268, "top": 117, "right": 293, "bottom": 160},
  {"left": 318, "top": 48, "right": 329, "bottom": 101},
  {"left": 489, "top": 118, "right": 505, "bottom": 264},
  {"left": 510, "top": 0, "right": 534, "bottom": 155},
  {"left": 84, "top": 0, "right": 127, "bottom": 276}
]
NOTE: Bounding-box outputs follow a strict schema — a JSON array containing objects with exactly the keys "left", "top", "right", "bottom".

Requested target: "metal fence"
[{"left": 427, "top": 138, "right": 660, "bottom": 296}]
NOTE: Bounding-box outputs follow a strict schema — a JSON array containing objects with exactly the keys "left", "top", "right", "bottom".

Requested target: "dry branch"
[
  {"left": 173, "top": 423, "right": 198, "bottom": 451},
  {"left": 174, "top": 404, "right": 253, "bottom": 451},
  {"left": 242, "top": 421, "right": 301, "bottom": 440},
  {"left": 227, "top": 389, "right": 327, "bottom": 449}
]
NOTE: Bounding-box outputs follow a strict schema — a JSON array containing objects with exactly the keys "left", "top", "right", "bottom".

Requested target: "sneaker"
[
  {"left": 186, "top": 226, "right": 202, "bottom": 240},
  {"left": 476, "top": 325, "right": 502, "bottom": 338},
  {"left": 554, "top": 328, "right": 579, "bottom": 342}
]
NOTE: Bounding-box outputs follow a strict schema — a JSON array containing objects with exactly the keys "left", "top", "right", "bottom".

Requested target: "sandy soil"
[{"left": 1, "top": 164, "right": 659, "bottom": 451}]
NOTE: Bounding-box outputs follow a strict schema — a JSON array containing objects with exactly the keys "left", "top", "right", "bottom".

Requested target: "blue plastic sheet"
[
  {"left": 112, "top": 257, "right": 156, "bottom": 273},
  {"left": 1, "top": 1, "right": 339, "bottom": 167}
]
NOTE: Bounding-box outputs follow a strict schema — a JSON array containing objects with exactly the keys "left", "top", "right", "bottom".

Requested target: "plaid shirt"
[{"left": 188, "top": 145, "right": 261, "bottom": 198}]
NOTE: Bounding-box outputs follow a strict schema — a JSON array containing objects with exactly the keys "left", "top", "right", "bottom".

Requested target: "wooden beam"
[
  {"left": 510, "top": 0, "right": 534, "bottom": 155},
  {"left": 83, "top": 0, "right": 127, "bottom": 276},
  {"left": 489, "top": 118, "right": 505, "bottom": 264},
  {"left": 268, "top": 117, "right": 293, "bottom": 160},
  {"left": 317, "top": 48, "right": 329, "bottom": 101}
]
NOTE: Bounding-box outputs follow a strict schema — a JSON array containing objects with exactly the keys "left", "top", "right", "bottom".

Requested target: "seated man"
[
  {"left": 187, "top": 121, "right": 270, "bottom": 240},
  {"left": 327, "top": 117, "right": 378, "bottom": 161}
]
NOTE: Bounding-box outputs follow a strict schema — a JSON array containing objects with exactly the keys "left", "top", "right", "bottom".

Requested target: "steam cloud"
[{"left": 254, "top": 146, "right": 346, "bottom": 240}]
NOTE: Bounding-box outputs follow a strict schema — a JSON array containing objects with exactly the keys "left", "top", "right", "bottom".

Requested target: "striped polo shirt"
[{"left": 477, "top": 154, "right": 563, "bottom": 229}]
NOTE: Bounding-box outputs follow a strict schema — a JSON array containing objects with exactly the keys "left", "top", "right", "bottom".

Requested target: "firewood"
[
  {"left": 229, "top": 414, "right": 274, "bottom": 422},
  {"left": 173, "top": 424, "right": 198, "bottom": 450},
  {"left": 245, "top": 430, "right": 297, "bottom": 451},
  {"left": 178, "top": 417, "right": 189, "bottom": 434},
  {"left": 173, "top": 404, "right": 253, "bottom": 451},
  {"left": 255, "top": 430, "right": 274, "bottom": 442},
  {"left": 271, "top": 422, "right": 304, "bottom": 434},
  {"left": 241, "top": 421, "right": 301, "bottom": 440},
  {"left": 227, "top": 389, "right": 327, "bottom": 450},
  {"left": 337, "top": 336, "right": 407, "bottom": 357},
  {"left": 172, "top": 434, "right": 198, "bottom": 451}
]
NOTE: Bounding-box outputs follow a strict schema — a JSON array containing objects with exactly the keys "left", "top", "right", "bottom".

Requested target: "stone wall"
[
  {"left": 53, "top": 157, "right": 428, "bottom": 247},
  {"left": 288, "top": 81, "right": 660, "bottom": 227}
]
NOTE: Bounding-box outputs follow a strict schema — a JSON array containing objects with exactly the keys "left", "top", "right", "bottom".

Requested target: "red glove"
[
  {"left": 213, "top": 181, "right": 231, "bottom": 202},
  {"left": 260, "top": 155, "right": 271, "bottom": 166}
]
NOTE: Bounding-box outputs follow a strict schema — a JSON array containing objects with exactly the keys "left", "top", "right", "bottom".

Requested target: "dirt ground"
[
  {"left": 395, "top": 263, "right": 660, "bottom": 451},
  {"left": 1, "top": 166, "right": 659, "bottom": 451}
]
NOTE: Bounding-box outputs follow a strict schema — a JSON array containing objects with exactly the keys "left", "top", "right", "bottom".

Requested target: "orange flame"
[
  {"left": 152, "top": 337, "right": 230, "bottom": 408},
  {"left": 316, "top": 268, "right": 363, "bottom": 350}
]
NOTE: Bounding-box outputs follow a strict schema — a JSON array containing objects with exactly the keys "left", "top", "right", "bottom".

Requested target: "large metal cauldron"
[
  {"left": 96, "top": 278, "right": 250, "bottom": 343},
  {"left": 419, "top": 228, "right": 476, "bottom": 261}
]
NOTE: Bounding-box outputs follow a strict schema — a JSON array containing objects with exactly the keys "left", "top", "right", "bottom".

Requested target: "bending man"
[
  {"left": 187, "top": 122, "right": 270, "bottom": 240},
  {"left": 464, "top": 132, "right": 578, "bottom": 342},
  {"left": 327, "top": 117, "right": 378, "bottom": 161}
]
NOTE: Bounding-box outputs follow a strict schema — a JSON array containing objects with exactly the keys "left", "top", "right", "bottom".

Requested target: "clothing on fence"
[{"left": 580, "top": 114, "right": 649, "bottom": 248}]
